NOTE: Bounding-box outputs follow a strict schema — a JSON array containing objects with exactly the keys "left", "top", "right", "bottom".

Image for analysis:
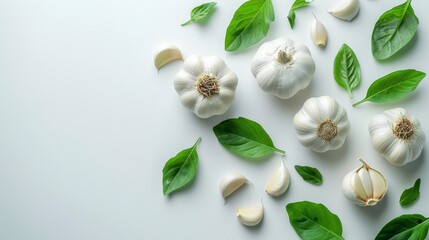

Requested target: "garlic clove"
[
  {"left": 368, "top": 168, "right": 387, "bottom": 200},
  {"left": 329, "top": 0, "right": 360, "bottom": 21},
  {"left": 153, "top": 44, "right": 183, "bottom": 70},
  {"left": 351, "top": 171, "right": 367, "bottom": 201},
  {"left": 309, "top": 16, "right": 328, "bottom": 47},
  {"left": 236, "top": 201, "right": 263, "bottom": 226},
  {"left": 357, "top": 166, "right": 373, "bottom": 199},
  {"left": 265, "top": 159, "right": 290, "bottom": 197},
  {"left": 219, "top": 173, "right": 250, "bottom": 199}
]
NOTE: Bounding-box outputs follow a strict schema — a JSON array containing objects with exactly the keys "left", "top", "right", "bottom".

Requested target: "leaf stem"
[
  {"left": 348, "top": 89, "right": 353, "bottom": 98},
  {"left": 181, "top": 19, "right": 192, "bottom": 26},
  {"left": 352, "top": 98, "right": 366, "bottom": 107},
  {"left": 194, "top": 137, "right": 202, "bottom": 146},
  {"left": 274, "top": 148, "right": 286, "bottom": 155}
]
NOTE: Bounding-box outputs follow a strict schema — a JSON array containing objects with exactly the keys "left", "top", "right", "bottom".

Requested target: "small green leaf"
[
  {"left": 375, "top": 214, "right": 429, "bottom": 240},
  {"left": 294, "top": 165, "right": 323, "bottom": 185},
  {"left": 372, "top": 0, "right": 419, "bottom": 60},
  {"left": 400, "top": 178, "right": 421, "bottom": 206},
  {"left": 353, "top": 69, "right": 425, "bottom": 106},
  {"left": 162, "top": 138, "right": 201, "bottom": 195},
  {"left": 333, "top": 44, "right": 361, "bottom": 98},
  {"left": 286, "top": 201, "right": 344, "bottom": 240},
  {"left": 213, "top": 117, "right": 285, "bottom": 159},
  {"left": 181, "top": 2, "right": 217, "bottom": 26},
  {"left": 287, "top": 0, "right": 314, "bottom": 28},
  {"left": 225, "top": 0, "right": 275, "bottom": 51}
]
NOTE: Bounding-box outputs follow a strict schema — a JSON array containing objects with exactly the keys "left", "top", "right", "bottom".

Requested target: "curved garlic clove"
[
  {"left": 265, "top": 159, "right": 290, "bottom": 197},
  {"left": 219, "top": 173, "right": 250, "bottom": 199},
  {"left": 153, "top": 44, "right": 183, "bottom": 70},
  {"left": 342, "top": 159, "right": 387, "bottom": 206},
  {"left": 236, "top": 201, "right": 263, "bottom": 226},
  {"left": 369, "top": 108, "right": 426, "bottom": 166},
  {"left": 329, "top": 0, "right": 360, "bottom": 21},
  {"left": 309, "top": 15, "right": 328, "bottom": 47}
]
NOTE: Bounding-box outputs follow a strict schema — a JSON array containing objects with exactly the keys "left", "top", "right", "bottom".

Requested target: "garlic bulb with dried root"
[
  {"left": 174, "top": 55, "right": 238, "bottom": 118},
  {"left": 293, "top": 96, "right": 350, "bottom": 152},
  {"left": 342, "top": 159, "right": 387, "bottom": 206},
  {"left": 369, "top": 108, "right": 426, "bottom": 166},
  {"left": 250, "top": 38, "right": 316, "bottom": 99}
]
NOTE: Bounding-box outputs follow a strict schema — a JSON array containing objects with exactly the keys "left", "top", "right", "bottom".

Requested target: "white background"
[{"left": 0, "top": 0, "right": 428, "bottom": 239}]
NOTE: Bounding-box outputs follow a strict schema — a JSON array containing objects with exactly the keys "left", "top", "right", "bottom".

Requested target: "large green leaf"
[
  {"left": 287, "top": 0, "right": 314, "bottom": 28},
  {"left": 162, "top": 138, "right": 201, "bottom": 195},
  {"left": 213, "top": 117, "right": 284, "bottom": 159},
  {"left": 181, "top": 2, "right": 217, "bottom": 26},
  {"left": 371, "top": 0, "right": 419, "bottom": 60},
  {"left": 375, "top": 214, "right": 429, "bottom": 240},
  {"left": 333, "top": 44, "right": 361, "bottom": 98},
  {"left": 353, "top": 69, "right": 425, "bottom": 106},
  {"left": 294, "top": 165, "right": 323, "bottom": 185},
  {"left": 286, "top": 201, "right": 344, "bottom": 240},
  {"left": 400, "top": 178, "right": 421, "bottom": 206},
  {"left": 225, "top": 0, "right": 274, "bottom": 51}
]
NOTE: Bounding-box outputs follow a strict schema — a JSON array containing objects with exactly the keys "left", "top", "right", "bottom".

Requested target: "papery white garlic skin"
[
  {"left": 310, "top": 18, "right": 328, "bottom": 47},
  {"left": 153, "top": 44, "right": 183, "bottom": 70},
  {"left": 219, "top": 173, "right": 250, "bottom": 198},
  {"left": 236, "top": 201, "right": 264, "bottom": 226},
  {"left": 369, "top": 108, "right": 426, "bottom": 166},
  {"left": 342, "top": 159, "right": 387, "bottom": 206},
  {"left": 329, "top": 0, "right": 360, "bottom": 21},
  {"left": 174, "top": 55, "right": 238, "bottom": 118},
  {"left": 293, "top": 96, "right": 350, "bottom": 152},
  {"left": 250, "top": 38, "right": 316, "bottom": 99},
  {"left": 265, "top": 159, "right": 290, "bottom": 197}
]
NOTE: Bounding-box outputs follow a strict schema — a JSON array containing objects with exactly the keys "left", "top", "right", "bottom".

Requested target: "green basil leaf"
[
  {"left": 287, "top": 0, "right": 314, "bottom": 28},
  {"left": 400, "top": 178, "right": 421, "bottom": 206},
  {"left": 162, "top": 138, "right": 201, "bottom": 195},
  {"left": 371, "top": 0, "right": 419, "bottom": 60},
  {"left": 181, "top": 2, "right": 217, "bottom": 26},
  {"left": 286, "top": 201, "right": 344, "bottom": 240},
  {"left": 294, "top": 165, "right": 323, "bottom": 185},
  {"left": 213, "top": 117, "right": 285, "bottom": 159},
  {"left": 225, "top": 0, "right": 274, "bottom": 51},
  {"left": 333, "top": 44, "right": 361, "bottom": 98},
  {"left": 375, "top": 214, "right": 429, "bottom": 240},
  {"left": 353, "top": 69, "right": 425, "bottom": 106}
]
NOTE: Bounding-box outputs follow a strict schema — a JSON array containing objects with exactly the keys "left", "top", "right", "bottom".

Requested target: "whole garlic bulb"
[
  {"left": 342, "top": 159, "right": 387, "bottom": 206},
  {"left": 293, "top": 96, "right": 350, "bottom": 152},
  {"left": 250, "top": 38, "right": 316, "bottom": 99},
  {"left": 369, "top": 108, "right": 426, "bottom": 166},
  {"left": 174, "top": 55, "right": 238, "bottom": 118}
]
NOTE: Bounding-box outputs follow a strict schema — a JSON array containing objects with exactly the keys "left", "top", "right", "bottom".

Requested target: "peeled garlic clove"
[
  {"left": 329, "top": 0, "right": 359, "bottom": 21},
  {"left": 265, "top": 159, "right": 290, "bottom": 197},
  {"left": 309, "top": 16, "right": 328, "bottom": 47},
  {"left": 219, "top": 173, "right": 250, "bottom": 199},
  {"left": 342, "top": 159, "right": 387, "bottom": 206},
  {"left": 153, "top": 44, "right": 183, "bottom": 70},
  {"left": 236, "top": 201, "right": 263, "bottom": 226}
]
